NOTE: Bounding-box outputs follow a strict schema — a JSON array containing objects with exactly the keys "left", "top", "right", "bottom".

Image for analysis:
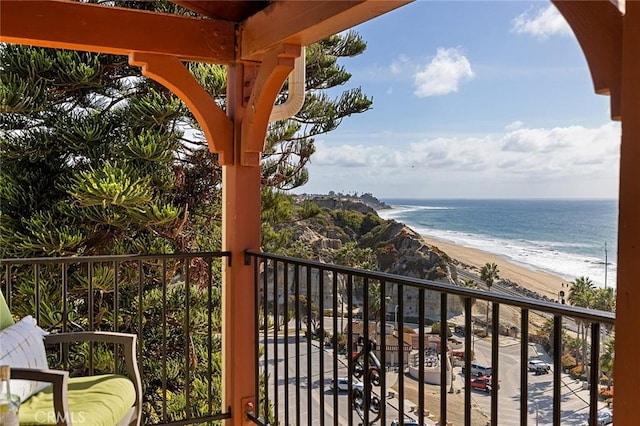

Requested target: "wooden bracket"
[
  {"left": 129, "top": 52, "right": 233, "bottom": 164},
  {"left": 240, "top": 44, "right": 301, "bottom": 166}
]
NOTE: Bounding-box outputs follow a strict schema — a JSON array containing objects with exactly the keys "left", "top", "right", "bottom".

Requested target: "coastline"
[{"left": 419, "top": 233, "right": 568, "bottom": 302}]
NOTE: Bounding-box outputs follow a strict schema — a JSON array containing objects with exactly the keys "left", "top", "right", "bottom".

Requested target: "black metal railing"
[
  {"left": 246, "top": 250, "right": 616, "bottom": 426},
  {"left": 1, "top": 252, "right": 231, "bottom": 425}
]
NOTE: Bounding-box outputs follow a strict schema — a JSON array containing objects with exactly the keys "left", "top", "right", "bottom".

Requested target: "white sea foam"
[
  {"left": 414, "top": 227, "right": 616, "bottom": 288},
  {"left": 378, "top": 205, "right": 453, "bottom": 220},
  {"left": 378, "top": 201, "right": 616, "bottom": 288}
]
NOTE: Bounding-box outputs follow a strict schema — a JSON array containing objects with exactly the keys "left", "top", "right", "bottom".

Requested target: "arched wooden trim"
[
  {"left": 129, "top": 52, "right": 233, "bottom": 164},
  {"left": 552, "top": 0, "right": 623, "bottom": 120},
  {"left": 0, "top": 0, "right": 234, "bottom": 63},
  {"left": 240, "top": 44, "right": 301, "bottom": 166}
]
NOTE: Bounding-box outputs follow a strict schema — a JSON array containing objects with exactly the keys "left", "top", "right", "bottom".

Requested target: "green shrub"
[
  {"left": 430, "top": 321, "right": 453, "bottom": 337},
  {"left": 360, "top": 213, "right": 383, "bottom": 234},
  {"left": 331, "top": 210, "right": 364, "bottom": 233}
]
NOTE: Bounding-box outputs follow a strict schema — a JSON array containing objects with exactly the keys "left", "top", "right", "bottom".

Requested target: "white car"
[
  {"left": 598, "top": 408, "right": 613, "bottom": 426},
  {"left": 391, "top": 420, "right": 419, "bottom": 426},
  {"left": 332, "top": 377, "right": 364, "bottom": 392},
  {"left": 582, "top": 408, "right": 613, "bottom": 426},
  {"left": 528, "top": 359, "right": 551, "bottom": 372}
]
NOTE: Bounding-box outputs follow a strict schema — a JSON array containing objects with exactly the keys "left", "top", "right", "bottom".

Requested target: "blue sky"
[{"left": 298, "top": 1, "right": 621, "bottom": 199}]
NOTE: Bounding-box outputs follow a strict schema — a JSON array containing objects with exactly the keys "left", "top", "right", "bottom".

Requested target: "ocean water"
[{"left": 378, "top": 199, "right": 618, "bottom": 288}]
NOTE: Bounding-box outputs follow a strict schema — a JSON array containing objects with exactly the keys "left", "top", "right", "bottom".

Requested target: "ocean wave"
[
  {"left": 378, "top": 205, "right": 454, "bottom": 220},
  {"left": 411, "top": 206, "right": 455, "bottom": 210},
  {"left": 525, "top": 240, "right": 594, "bottom": 249},
  {"left": 418, "top": 228, "right": 616, "bottom": 288},
  {"left": 377, "top": 206, "right": 419, "bottom": 219}
]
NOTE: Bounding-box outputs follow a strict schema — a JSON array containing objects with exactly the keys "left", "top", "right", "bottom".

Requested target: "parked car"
[
  {"left": 461, "top": 362, "right": 492, "bottom": 377},
  {"left": 469, "top": 376, "right": 500, "bottom": 392},
  {"left": 581, "top": 408, "right": 613, "bottom": 426},
  {"left": 332, "top": 377, "right": 364, "bottom": 392},
  {"left": 391, "top": 420, "right": 419, "bottom": 426},
  {"left": 533, "top": 365, "right": 550, "bottom": 375},
  {"left": 598, "top": 408, "right": 613, "bottom": 426},
  {"left": 528, "top": 359, "right": 551, "bottom": 372}
]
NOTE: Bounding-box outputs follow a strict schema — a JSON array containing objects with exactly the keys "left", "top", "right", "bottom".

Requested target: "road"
[
  {"left": 263, "top": 333, "right": 415, "bottom": 425},
  {"left": 469, "top": 336, "right": 602, "bottom": 425},
  {"left": 260, "top": 316, "right": 604, "bottom": 425}
]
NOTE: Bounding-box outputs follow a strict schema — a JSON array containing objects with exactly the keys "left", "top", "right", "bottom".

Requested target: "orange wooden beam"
[
  {"left": 552, "top": 0, "right": 623, "bottom": 120},
  {"left": 0, "top": 0, "right": 235, "bottom": 63},
  {"left": 240, "top": 44, "right": 300, "bottom": 166},
  {"left": 129, "top": 53, "right": 233, "bottom": 164},
  {"left": 240, "top": 0, "right": 412, "bottom": 61},
  {"left": 614, "top": 2, "right": 640, "bottom": 425},
  {"left": 222, "top": 62, "right": 261, "bottom": 426}
]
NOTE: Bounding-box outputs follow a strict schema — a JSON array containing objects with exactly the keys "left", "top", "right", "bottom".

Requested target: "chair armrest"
[
  {"left": 45, "top": 331, "right": 135, "bottom": 346},
  {"left": 44, "top": 332, "right": 142, "bottom": 412},
  {"left": 11, "top": 368, "right": 69, "bottom": 426}
]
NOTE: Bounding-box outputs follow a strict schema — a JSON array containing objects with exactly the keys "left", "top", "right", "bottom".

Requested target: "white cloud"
[
  {"left": 511, "top": 5, "right": 572, "bottom": 39},
  {"left": 310, "top": 122, "right": 620, "bottom": 196},
  {"left": 413, "top": 48, "right": 475, "bottom": 97},
  {"left": 505, "top": 121, "right": 525, "bottom": 131},
  {"left": 313, "top": 143, "right": 395, "bottom": 168},
  {"left": 390, "top": 54, "right": 410, "bottom": 75}
]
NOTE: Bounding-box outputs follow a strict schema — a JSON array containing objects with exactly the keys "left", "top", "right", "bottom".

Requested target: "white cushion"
[{"left": 0, "top": 315, "right": 49, "bottom": 403}]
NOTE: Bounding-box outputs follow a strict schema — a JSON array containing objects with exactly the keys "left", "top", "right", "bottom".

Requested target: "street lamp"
[
  {"left": 448, "top": 352, "right": 455, "bottom": 394},
  {"left": 471, "top": 319, "right": 475, "bottom": 353},
  {"left": 340, "top": 300, "right": 344, "bottom": 337}
]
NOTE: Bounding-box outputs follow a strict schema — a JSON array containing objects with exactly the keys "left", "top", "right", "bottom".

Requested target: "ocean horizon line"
[{"left": 380, "top": 197, "right": 618, "bottom": 202}]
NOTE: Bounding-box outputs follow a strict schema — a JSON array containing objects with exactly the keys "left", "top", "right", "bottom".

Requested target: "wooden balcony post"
[
  {"left": 222, "top": 47, "right": 297, "bottom": 424},
  {"left": 222, "top": 62, "right": 261, "bottom": 425},
  {"left": 614, "top": 2, "right": 640, "bottom": 424}
]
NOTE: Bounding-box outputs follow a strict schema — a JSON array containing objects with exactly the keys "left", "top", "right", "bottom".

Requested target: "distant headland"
[{"left": 295, "top": 191, "right": 390, "bottom": 210}]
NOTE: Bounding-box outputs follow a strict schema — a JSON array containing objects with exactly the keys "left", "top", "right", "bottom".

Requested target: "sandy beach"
[{"left": 419, "top": 234, "right": 568, "bottom": 302}]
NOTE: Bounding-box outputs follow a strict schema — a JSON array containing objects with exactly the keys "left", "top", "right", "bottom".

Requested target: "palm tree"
[
  {"left": 565, "top": 335, "right": 582, "bottom": 365},
  {"left": 461, "top": 279, "right": 477, "bottom": 288},
  {"left": 539, "top": 316, "right": 555, "bottom": 348},
  {"left": 480, "top": 263, "right": 500, "bottom": 333},
  {"left": 568, "top": 276, "right": 595, "bottom": 375},
  {"left": 368, "top": 281, "right": 391, "bottom": 325},
  {"left": 541, "top": 317, "right": 569, "bottom": 356},
  {"left": 600, "top": 338, "right": 615, "bottom": 390},
  {"left": 457, "top": 279, "right": 477, "bottom": 344},
  {"left": 592, "top": 287, "right": 616, "bottom": 313},
  {"left": 568, "top": 276, "right": 596, "bottom": 307}
]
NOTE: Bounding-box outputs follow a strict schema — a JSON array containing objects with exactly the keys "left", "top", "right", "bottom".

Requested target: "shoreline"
[
  {"left": 418, "top": 233, "right": 568, "bottom": 301},
  {"left": 377, "top": 199, "right": 617, "bottom": 289}
]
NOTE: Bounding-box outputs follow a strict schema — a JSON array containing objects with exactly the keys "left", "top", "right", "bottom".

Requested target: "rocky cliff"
[
  {"left": 277, "top": 196, "right": 463, "bottom": 320},
  {"left": 360, "top": 220, "right": 450, "bottom": 281}
]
